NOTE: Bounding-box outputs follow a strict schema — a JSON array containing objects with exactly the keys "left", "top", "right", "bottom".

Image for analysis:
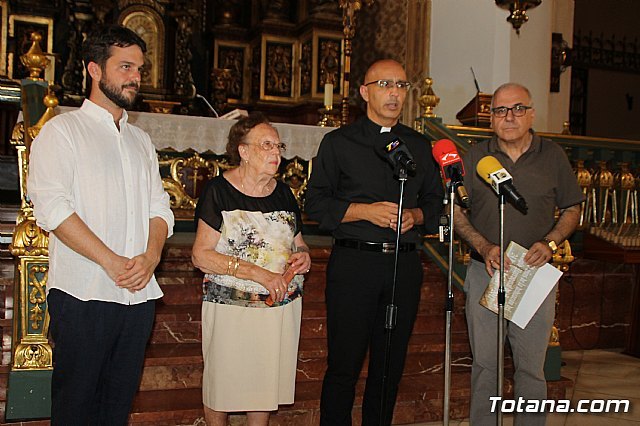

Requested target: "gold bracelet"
[
  {"left": 232, "top": 256, "right": 240, "bottom": 277},
  {"left": 226, "top": 256, "right": 234, "bottom": 275}
]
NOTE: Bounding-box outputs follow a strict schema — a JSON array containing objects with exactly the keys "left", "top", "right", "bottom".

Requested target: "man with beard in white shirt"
[{"left": 28, "top": 25, "right": 174, "bottom": 425}]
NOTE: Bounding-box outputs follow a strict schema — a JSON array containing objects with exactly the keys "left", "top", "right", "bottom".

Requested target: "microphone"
[
  {"left": 378, "top": 132, "right": 417, "bottom": 175},
  {"left": 195, "top": 94, "right": 219, "bottom": 118},
  {"left": 470, "top": 67, "right": 481, "bottom": 93},
  {"left": 476, "top": 156, "right": 528, "bottom": 213},
  {"left": 432, "top": 139, "right": 469, "bottom": 206}
]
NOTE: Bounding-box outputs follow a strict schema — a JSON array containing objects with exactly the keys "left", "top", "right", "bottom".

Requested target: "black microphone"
[
  {"left": 378, "top": 132, "right": 417, "bottom": 175},
  {"left": 195, "top": 94, "right": 219, "bottom": 118},
  {"left": 476, "top": 156, "right": 528, "bottom": 213},
  {"left": 432, "top": 139, "right": 469, "bottom": 207}
]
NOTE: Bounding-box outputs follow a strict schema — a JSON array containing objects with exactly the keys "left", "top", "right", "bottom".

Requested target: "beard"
[{"left": 99, "top": 78, "right": 139, "bottom": 109}]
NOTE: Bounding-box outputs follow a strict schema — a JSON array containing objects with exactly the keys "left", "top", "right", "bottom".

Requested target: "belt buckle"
[{"left": 381, "top": 242, "right": 396, "bottom": 253}]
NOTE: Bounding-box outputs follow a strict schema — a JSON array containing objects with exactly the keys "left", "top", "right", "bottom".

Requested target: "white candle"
[
  {"left": 324, "top": 83, "right": 333, "bottom": 108},
  {"left": 44, "top": 56, "right": 54, "bottom": 82}
]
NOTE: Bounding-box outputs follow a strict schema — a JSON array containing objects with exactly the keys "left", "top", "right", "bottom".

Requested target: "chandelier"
[{"left": 495, "top": 0, "right": 542, "bottom": 34}]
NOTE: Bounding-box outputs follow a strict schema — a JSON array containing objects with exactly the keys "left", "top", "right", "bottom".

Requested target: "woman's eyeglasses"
[{"left": 247, "top": 140, "right": 287, "bottom": 152}]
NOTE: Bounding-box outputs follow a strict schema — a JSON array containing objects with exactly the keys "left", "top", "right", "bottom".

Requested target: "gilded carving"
[
  {"left": 160, "top": 153, "right": 222, "bottom": 209},
  {"left": 280, "top": 158, "right": 310, "bottom": 209},
  {"left": 217, "top": 45, "right": 245, "bottom": 100},
  {"left": 14, "top": 343, "right": 52, "bottom": 369},
  {"left": 172, "top": 10, "right": 195, "bottom": 96},
  {"left": 10, "top": 215, "right": 49, "bottom": 257},
  {"left": 19, "top": 32, "right": 50, "bottom": 80},
  {"left": 300, "top": 39, "right": 313, "bottom": 96},
  {"left": 265, "top": 42, "right": 293, "bottom": 97},
  {"left": 418, "top": 77, "right": 440, "bottom": 118},
  {"left": 12, "top": 257, "right": 52, "bottom": 370},
  {"left": 318, "top": 38, "right": 340, "bottom": 87},
  {"left": 28, "top": 265, "right": 47, "bottom": 330}
]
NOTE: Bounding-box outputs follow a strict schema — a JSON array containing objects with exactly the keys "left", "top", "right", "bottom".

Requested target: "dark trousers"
[
  {"left": 47, "top": 289, "right": 156, "bottom": 426},
  {"left": 320, "top": 246, "right": 423, "bottom": 426}
]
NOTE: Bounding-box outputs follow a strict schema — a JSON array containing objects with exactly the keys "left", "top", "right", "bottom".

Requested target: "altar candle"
[
  {"left": 324, "top": 83, "right": 333, "bottom": 108},
  {"left": 44, "top": 56, "right": 54, "bottom": 83}
]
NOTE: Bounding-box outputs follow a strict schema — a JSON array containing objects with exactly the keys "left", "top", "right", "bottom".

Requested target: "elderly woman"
[{"left": 192, "top": 112, "right": 310, "bottom": 426}]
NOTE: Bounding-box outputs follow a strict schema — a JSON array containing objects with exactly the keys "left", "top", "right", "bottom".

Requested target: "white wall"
[{"left": 429, "top": 0, "right": 574, "bottom": 133}]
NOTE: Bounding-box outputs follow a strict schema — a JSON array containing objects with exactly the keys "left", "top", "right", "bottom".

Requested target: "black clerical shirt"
[{"left": 306, "top": 116, "right": 444, "bottom": 244}]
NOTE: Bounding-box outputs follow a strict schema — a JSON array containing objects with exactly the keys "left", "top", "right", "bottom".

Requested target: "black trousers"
[
  {"left": 47, "top": 289, "right": 156, "bottom": 426},
  {"left": 320, "top": 246, "right": 423, "bottom": 426}
]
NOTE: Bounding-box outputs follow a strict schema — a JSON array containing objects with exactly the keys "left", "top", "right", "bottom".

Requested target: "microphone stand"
[
  {"left": 380, "top": 164, "right": 407, "bottom": 426},
  {"left": 497, "top": 194, "right": 506, "bottom": 426},
  {"left": 443, "top": 182, "right": 456, "bottom": 426}
]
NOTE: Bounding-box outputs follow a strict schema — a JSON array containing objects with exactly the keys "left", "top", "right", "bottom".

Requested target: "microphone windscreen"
[
  {"left": 476, "top": 156, "right": 503, "bottom": 185},
  {"left": 432, "top": 139, "right": 458, "bottom": 163}
]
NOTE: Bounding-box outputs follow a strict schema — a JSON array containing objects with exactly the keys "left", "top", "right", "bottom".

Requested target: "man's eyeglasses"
[
  {"left": 364, "top": 79, "right": 412, "bottom": 90},
  {"left": 247, "top": 140, "right": 287, "bottom": 152},
  {"left": 491, "top": 105, "right": 533, "bottom": 118}
]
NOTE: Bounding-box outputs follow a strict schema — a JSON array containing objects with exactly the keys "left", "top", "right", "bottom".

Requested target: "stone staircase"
[{"left": 0, "top": 232, "right": 571, "bottom": 425}]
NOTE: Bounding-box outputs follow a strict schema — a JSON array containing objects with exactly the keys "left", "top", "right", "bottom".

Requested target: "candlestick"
[{"left": 324, "top": 83, "right": 333, "bottom": 108}]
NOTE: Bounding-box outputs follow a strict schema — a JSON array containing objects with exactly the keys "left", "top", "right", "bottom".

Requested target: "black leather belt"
[
  {"left": 334, "top": 238, "right": 416, "bottom": 254},
  {"left": 470, "top": 251, "right": 484, "bottom": 263}
]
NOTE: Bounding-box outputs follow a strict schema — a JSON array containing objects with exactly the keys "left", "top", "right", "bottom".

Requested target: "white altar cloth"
[{"left": 57, "top": 106, "right": 334, "bottom": 160}]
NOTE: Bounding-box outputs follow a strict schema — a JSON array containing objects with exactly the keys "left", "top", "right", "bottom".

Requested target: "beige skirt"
[{"left": 201, "top": 297, "right": 302, "bottom": 412}]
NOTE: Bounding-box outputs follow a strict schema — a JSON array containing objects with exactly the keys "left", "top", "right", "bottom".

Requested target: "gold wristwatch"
[{"left": 543, "top": 237, "right": 558, "bottom": 254}]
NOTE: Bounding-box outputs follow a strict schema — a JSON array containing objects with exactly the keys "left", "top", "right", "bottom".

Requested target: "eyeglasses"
[
  {"left": 246, "top": 140, "right": 287, "bottom": 152},
  {"left": 364, "top": 79, "right": 412, "bottom": 90},
  {"left": 491, "top": 105, "right": 533, "bottom": 118}
]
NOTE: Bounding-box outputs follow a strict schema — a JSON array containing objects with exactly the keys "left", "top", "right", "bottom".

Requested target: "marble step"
[
  {"left": 155, "top": 274, "right": 457, "bottom": 310},
  {"left": 127, "top": 374, "right": 571, "bottom": 426},
  {"left": 149, "top": 300, "right": 470, "bottom": 345},
  {"left": 139, "top": 332, "right": 473, "bottom": 392},
  {"left": 128, "top": 372, "right": 475, "bottom": 425}
]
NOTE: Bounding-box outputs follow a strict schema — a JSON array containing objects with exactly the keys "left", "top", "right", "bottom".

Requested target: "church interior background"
[{"left": 0, "top": 0, "right": 638, "bottom": 424}]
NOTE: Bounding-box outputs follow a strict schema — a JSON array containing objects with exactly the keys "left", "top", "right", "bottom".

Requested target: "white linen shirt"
[{"left": 28, "top": 99, "right": 174, "bottom": 305}]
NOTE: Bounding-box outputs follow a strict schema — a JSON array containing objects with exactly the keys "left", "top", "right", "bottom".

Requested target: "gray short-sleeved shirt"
[{"left": 462, "top": 131, "right": 585, "bottom": 249}]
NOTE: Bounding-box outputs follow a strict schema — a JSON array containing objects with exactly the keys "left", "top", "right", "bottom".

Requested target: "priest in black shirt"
[{"left": 306, "top": 59, "right": 443, "bottom": 425}]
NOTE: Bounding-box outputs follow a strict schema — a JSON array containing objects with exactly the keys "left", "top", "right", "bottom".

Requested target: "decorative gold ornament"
[
  {"left": 495, "top": 0, "right": 542, "bottom": 34},
  {"left": 418, "top": 77, "right": 440, "bottom": 118},
  {"left": 20, "top": 32, "right": 51, "bottom": 80},
  {"left": 280, "top": 158, "right": 310, "bottom": 210},
  {"left": 317, "top": 106, "right": 341, "bottom": 128}
]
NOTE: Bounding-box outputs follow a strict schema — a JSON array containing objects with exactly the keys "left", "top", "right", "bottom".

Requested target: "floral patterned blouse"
[{"left": 195, "top": 174, "right": 304, "bottom": 308}]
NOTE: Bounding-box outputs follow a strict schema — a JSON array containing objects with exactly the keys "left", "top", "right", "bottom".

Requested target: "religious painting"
[
  {"left": 214, "top": 41, "right": 249, "bottom": 102},
  {"left": 120, "top": 7, "right": 165, "bottom": 89},
  {"left": 261, "top": 36, "right": 296, "bottom": 100},
  {"left": 7, "top": 15, "right": 53, "bottom": 80}
]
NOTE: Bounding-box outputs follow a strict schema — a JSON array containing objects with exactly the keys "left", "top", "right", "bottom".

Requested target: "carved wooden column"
[
  {"left": 172, "top": 8, "right": 196, "bottom": 98},
  {"left": 339, "top": 0, "right": 373, "bottom": 125},
  {"left": 6, "top": 33, "right": 56, "bottom": 421}
]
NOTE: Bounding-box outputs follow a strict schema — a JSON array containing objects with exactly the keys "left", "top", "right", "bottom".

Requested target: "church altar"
[{"left": 57, "top": 106, "right": 335, "bottom": 160}]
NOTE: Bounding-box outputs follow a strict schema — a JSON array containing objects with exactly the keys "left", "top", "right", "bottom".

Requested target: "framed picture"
[
  {"left": 8, "top": 15, "right": 53, "bottom": 80},
  {"left": 120, "top": 6, "right": 165, "bottom": 89}
]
